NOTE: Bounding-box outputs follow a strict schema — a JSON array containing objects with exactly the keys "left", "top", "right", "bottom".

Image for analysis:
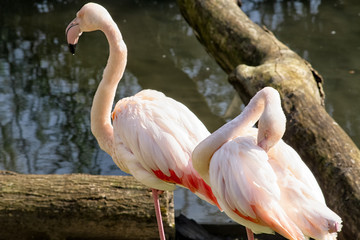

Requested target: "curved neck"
[
  {"left": 90, "top": 21, "right": 127, "bottom": 156},
  {"left": 192, "top": 88, "right": 274, "bottom": 183}
]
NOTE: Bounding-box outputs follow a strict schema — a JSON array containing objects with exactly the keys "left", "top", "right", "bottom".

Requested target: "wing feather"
[
  {"left": 209, "top": 136, "right": 304, "bottom": 239},
  {"left": 112, "top": 89, "right": 210, "bottom": 191},
  {"left": 210, "top": 136, "right": 278, "bottom": 219},
  {"left": 269, "top": 140, "right": 325, "bottom": 203},
  {"left": 269, "top": 142, "right": 342, "bottom": 239}
]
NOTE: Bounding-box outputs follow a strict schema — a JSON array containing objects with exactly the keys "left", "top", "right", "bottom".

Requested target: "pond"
[{"left": 1, "top": 0, "right": 359, "bottom": 225}]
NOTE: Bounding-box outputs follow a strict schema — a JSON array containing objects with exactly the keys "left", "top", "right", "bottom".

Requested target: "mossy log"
[
  {"left": 0, "top": 171, "right": 175, "bottom": 240},
  {"left": 176, "top": 0, "right": 360, "bottom": 239}
]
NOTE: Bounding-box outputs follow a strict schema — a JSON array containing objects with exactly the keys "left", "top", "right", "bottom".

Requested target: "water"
[{"left": 1, "top": 0, "right": 359, "bottom": 224}]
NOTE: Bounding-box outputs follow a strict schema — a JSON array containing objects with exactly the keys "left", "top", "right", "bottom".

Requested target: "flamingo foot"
[
  {"left": 152, "top": 188, "right": 166, "bottom": 240},
  {"left": 246, "top": 227, "right": 255, "bottom": 240}
]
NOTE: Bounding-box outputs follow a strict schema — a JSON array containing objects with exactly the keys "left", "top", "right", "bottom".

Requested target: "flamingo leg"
[
  {"left": 246, "top": 227, "right": 255, "bottom": 240},
  {"left": 152, "top": 189, "right": 166, "bottom": 240}
]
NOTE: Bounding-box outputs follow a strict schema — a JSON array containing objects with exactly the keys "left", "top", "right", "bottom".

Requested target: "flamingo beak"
[{"left": 65, "top": 20, "right": 82, "bottom": 55}]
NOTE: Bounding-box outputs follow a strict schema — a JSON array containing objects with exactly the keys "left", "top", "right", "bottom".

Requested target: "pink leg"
[
  {"left": 152, "top": 189, "right": 166, "bottom": 240},
  {"left": 246, "top": 227, "right": 255, "bottom": 240}
]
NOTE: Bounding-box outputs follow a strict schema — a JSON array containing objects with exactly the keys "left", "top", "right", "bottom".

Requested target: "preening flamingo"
[
  {"left": 192, "top": 87, "right": 342, "bottom": 240},
  {"left": 65, "top": 3, "right": 219, "bottom": 240}
]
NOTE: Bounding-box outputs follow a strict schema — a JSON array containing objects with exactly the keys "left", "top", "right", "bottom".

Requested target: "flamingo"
[
  {"left": 65, "top": 3, "right": 219, "bottom": 240},
  {"left": 192, "top": 87, "right": 342, "bottom": 240}
]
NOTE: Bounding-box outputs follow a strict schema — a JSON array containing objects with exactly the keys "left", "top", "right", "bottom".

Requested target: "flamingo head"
[
  {"left": 65, "top": 2, "right": 113, "bottom": 54},
  {"left": 257, "top": 88, "right": 286, "bottom": 152}
]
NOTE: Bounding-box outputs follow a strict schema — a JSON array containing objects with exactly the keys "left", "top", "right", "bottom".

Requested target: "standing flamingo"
[
  {"left": 65, "top": 3, "right": 219, "bottom": 240},
  {"left": 192, "top": 87, "right": 342, "bottom": 240}
]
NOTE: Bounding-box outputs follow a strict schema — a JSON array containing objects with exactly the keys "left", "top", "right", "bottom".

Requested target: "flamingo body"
[
  {"left": 193, "top": 87, "right": 342, "bottom": 240},
  {"left": 112, "top": 89, "right": 218, "bottom": 206},
  {"left": 211, "top": 131, "right": 341, "bottom": 239}
]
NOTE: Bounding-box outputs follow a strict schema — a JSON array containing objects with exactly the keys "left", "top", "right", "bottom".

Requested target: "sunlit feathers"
[{"left": 112, "top": 89, "right": 219, "bottom": 206}]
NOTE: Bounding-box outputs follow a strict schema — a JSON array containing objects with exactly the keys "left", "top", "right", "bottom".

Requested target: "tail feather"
[
  {"left": 253, "top": 203, "right": 305, "bottom": 240},
  {"left": 287, "top": 200, "right": 342, "bottom": 240}
]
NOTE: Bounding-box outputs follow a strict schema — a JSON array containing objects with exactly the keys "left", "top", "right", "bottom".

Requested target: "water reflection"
[
  {"left": 0, "top": 0, "right": 228, "bottom": 175},
  {"left": 241, "top": 0, "right": 360, "bottom": 145},
  {"left": 1, "top": 0, "right": 359, "bottom": 224}
]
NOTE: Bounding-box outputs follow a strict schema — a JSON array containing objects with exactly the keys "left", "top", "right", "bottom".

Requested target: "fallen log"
[
  {"left": 0, "top": 171, "right": 175, "bottom": 240},
  {"left": 176, "top": 0, "right": 360, "bottom": 239}
]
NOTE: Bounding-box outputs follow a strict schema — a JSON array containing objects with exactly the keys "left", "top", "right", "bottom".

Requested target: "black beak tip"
[{"left": 68, "top": 44, "right": 76, "bottom": 55}]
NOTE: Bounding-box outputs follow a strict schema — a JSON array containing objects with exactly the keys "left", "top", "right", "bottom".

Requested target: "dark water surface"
[{"left": 1, "top": 0, "right": 359, "bottom": 224}]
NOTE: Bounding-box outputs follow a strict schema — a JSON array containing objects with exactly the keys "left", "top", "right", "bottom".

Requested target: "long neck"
[
  {"left": 90, "top": 21, "right": 127, "bottom": 156},
  {"left": 192, "top": 89, "right": 268, "bottom": 184}
]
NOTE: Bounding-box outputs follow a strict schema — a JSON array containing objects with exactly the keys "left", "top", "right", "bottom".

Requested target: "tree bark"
[
  {"left": 0, "top": 171, "right": 175, "bottom": 240},
  {"left": 176, "top": 0, "right": 360, "bottom": 239}
]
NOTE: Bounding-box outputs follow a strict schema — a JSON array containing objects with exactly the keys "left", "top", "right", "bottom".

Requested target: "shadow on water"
[{"left": 0, "top": 0, "right": 359, "bottom": 235}]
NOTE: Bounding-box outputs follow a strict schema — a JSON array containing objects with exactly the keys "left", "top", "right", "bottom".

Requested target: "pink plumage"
[
  {"left": 193, "top": 87, "right": 342, "bottom": 240},
  {"left": 112, "top": 89, "right": 219, "bottom": 207}
]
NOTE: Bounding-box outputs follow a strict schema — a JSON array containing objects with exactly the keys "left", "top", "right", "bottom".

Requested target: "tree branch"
[{"left": 0, "top": 171, "right": 175, "bottom": 240}]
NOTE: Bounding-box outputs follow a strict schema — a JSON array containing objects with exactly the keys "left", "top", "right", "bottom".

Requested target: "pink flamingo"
[
  {"left": 65, "top": 3, "right": 219, "bottom": 240},
  {"left": 192, "top": 87, "right": 342, "bottom": 240}
]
